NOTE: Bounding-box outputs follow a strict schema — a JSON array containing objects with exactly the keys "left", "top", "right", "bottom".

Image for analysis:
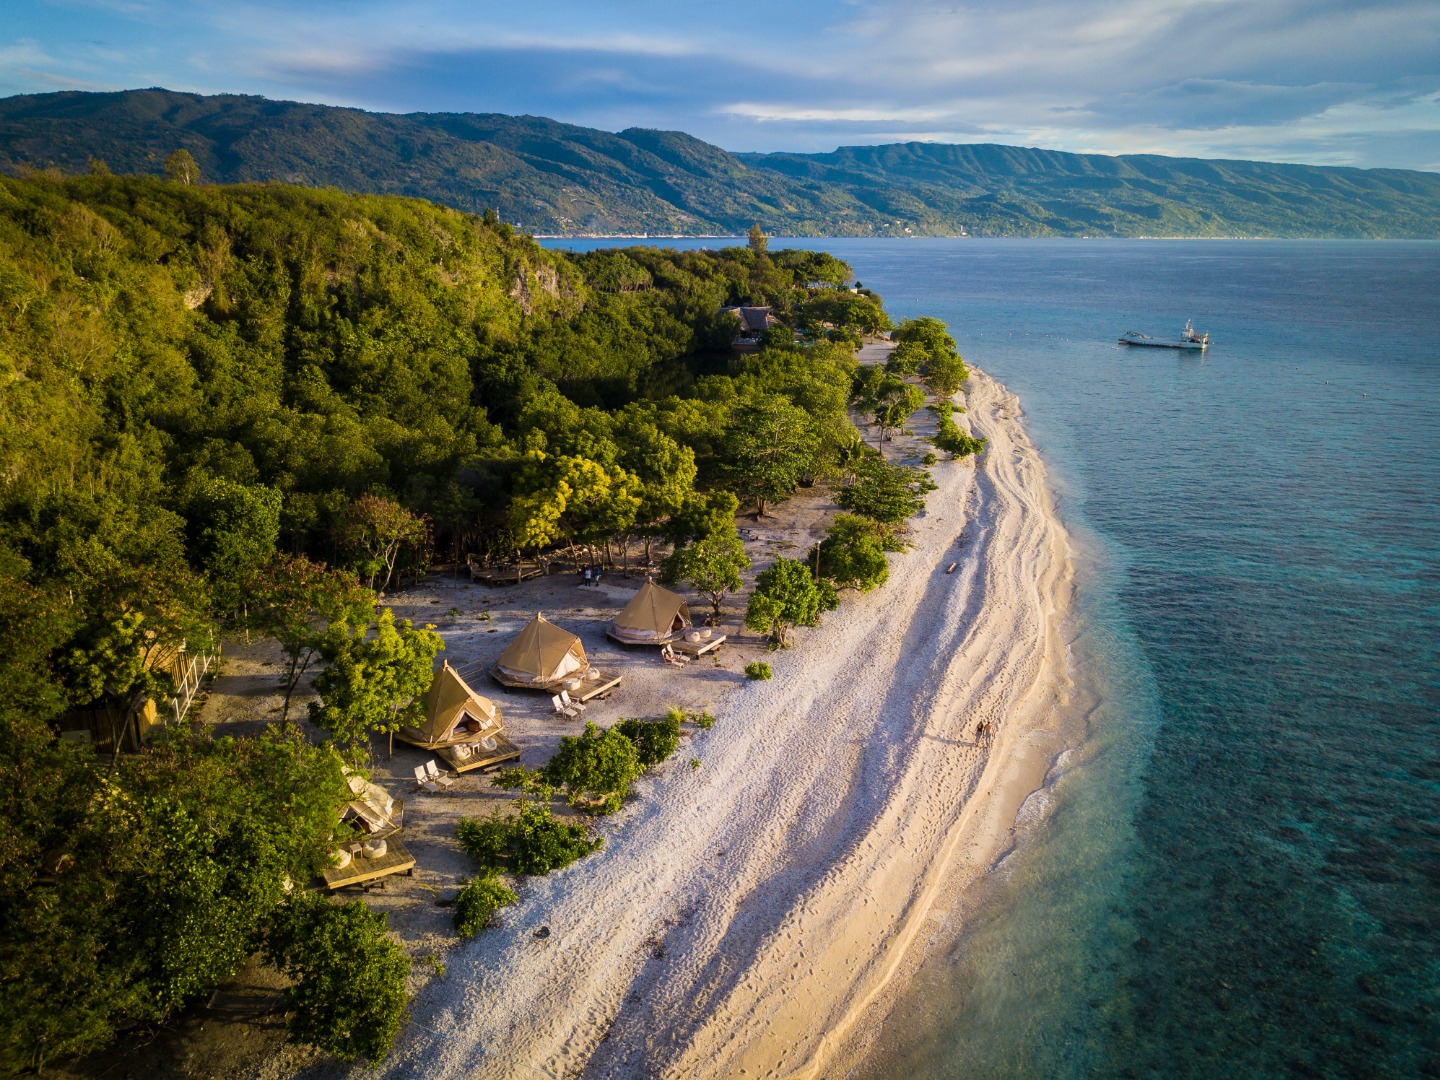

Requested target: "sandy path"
[{"left": 362, "top": 369, "right": 1072, "bottom": 1080}]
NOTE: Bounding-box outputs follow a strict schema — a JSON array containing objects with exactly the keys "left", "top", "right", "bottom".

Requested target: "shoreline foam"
[{"left": 366, "top": 368, "right": 1075, "bottom": 1080}]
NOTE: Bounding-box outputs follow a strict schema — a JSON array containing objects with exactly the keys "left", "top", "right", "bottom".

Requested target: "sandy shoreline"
[{"left": 341, "top": 367, "right": 1074, "bottom": 1080}]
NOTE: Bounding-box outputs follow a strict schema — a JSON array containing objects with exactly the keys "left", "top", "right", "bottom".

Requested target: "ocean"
[{"left": 541, "top": 238, "right": 1440, "bottom": 1078}]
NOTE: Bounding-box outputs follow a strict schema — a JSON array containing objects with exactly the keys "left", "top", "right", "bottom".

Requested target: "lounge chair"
[
  {"left": 424, "top": 760, "right": 456, "bottom": 789},
  {"left": 413, "top": 765, "right": 441, "bottom": 793},
  {"left": 560, "top": 689, "right": 587, "bottom": 713},
  {"left": 552, "top": 693, "right": 581, "bottom": 718}
]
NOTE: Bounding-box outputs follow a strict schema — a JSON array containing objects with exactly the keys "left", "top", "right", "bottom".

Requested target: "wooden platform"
[
  {"left": 469, "top": 563, "right": 545, "bottom": 587},
  {"left": 490, "top": 667, "right": 621, "bottom": 702},
  {"left": 322, "top": 836, "right": 415, "bottom": 891},
  {"left": 673, "top": 634, "right": 727, "bottom": 657},
  {"left": 434, "top": 732, "right": 522, "bottom": 774},
  {"left": 574, "top": 671, "right": 622, "bottom": 702}
]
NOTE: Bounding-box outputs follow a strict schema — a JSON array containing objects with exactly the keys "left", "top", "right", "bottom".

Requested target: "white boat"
[{"left": 1119, "top": 320, "right": 1210, "bottom": 350}]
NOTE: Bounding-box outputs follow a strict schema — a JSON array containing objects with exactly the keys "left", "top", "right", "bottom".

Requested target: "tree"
[
  {"left": 457, "top": 800, "right": 601, "bottom": 875},
  {"left": 509, "top": 451, "right": 642, "bottom": 569},
  {"left": 884, "top": 341, "right": 927, "bottom": 376},
  {"left": 190, "top": 478, "right": 282, "bottom": 631},
  {"left": 164, "top": 148, "right": 200, "bottom": 184},
  {"left": 719, "top": 396, "right": 814, "bottom": 516},
  {"left": 745, "top": 556, "right": 836, "bottom": 647},
  {"left": 454, "top": 874, "right": 517, "bottom": 937},
  {"left": 838, "top": 457, "right": 936, "bottom": 528},
  {"left": 614, "top": 415, "right": 697, "bottom": 564},
  {"left": 894, "top": 316, "right": 968, "bottom": 395},
  {"left": 252, "top": 556, "right": 376, "bottom": 724},
  {"left": 264, "top": 891, "right": 409, "bottom": 1065},
  {"left": 660, "top": 527, "right": 751, "bottom": 621},
  {"left": 613, "top": 714, "right": 682, "bottom": 768},
  {"left": 854, "top": 370, "right": 926, "bottom": 444},
  {"left": 815, "top": 513, "right": 890, "bottom": 592},
  {"left": 662, "top": 490, "right": 740, "bottom": 547},
  {"left": 540, "top": 721, "right": 645, "bottom": 813},
  {"left": 339, "top": 496, "right": 427, "bottom": 594},
  {"left": 747, "top": 223, "right": 768, "bottom": 255},
  {"left": 308, "top": 608, "right": 443, "bottom": 756}
]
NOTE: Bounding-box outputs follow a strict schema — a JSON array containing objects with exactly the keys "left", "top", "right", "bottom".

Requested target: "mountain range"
[{"left": 2, "top": 88, "right": 1438, "bottom": 238}]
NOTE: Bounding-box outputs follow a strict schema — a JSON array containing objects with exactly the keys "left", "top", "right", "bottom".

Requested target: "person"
[
  {"left": 593, "top": 569, "right": 603, "bottom": 587},
  {"left": 582, "top": 567, "right": 592, "bottom": 586},
  {"left": 975, "top": 720, "right": 985, "bottom": 745}
]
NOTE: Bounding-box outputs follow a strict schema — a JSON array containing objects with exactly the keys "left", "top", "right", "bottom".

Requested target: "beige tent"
[
  {"left": 608, "top": 580, "right": 692, "bottom": 645},
  {"left": 399, "top": 661, "right": 503, "bottom": 748},
  {"left": 492, "top": 613, "right": 588, "bottom": 689}
]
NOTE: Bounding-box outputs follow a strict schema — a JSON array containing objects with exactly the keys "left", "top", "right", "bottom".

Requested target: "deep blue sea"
[{"left": 542, "top": 238, "right": 1440, "bottom": 1078}]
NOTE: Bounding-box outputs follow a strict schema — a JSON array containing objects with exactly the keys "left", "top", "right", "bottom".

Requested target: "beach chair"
[
  {"left": 412, "top": 765, "right": 441, "bottom": 794},
  {"left": 552, "top": 694, "right": 581, "bottom": 718},
  {"left": 560, "top": 689, "right": 587, "bottom": 714},
  {"left": 424, "top": 760, "right": 456, "bottom": 789}
]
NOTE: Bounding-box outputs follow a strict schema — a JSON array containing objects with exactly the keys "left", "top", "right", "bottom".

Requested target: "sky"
[{"left": 2, "top": 0, "right": 1438, "bottom": 170}]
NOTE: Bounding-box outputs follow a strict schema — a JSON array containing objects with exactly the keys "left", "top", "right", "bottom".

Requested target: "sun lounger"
[
  {"left": 560, "top": 690, "right": 587, "bottom": 713},
  {"left": 552, "top": 693, "right": 581, "bottom": 718},
  {"left": 424, "top": 760, "right": 456, "bottom": 789},
  {"left": 413, "top": 765, "right": 441, "bottom": 793}
]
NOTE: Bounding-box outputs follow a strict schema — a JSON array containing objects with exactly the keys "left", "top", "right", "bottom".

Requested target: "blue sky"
[{"left": 3, "top": 0, "right": 1438, "bottom": 170}]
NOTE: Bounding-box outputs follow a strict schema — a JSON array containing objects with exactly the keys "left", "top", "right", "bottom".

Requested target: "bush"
[
  {"left": 922, "top": 451, "right": 938, "bottom": 465},
  {"left": 454, "top": 875, "right": 517, "bottom": 938},
  {"left": 815, "top": 513, "right": 890, "bottom": 593},
  {"left": 932, "top": 403, "right": 987, "bottom": 460},
  {"left": 541, "top": 721, "right": 645, "bottom": 813},
  {"left": 457, "top": 801, "right": 601, "bottom": 876},
  {"left": 264, "top": 892, "right": 410, "bottom": 1065},
  {"left": 745, "top": 661, "right": 773, "bottom": 680},
  {"left": 744, "top": 556, "right": 835, "bottom": 647},
  {"left": 614, "top": 714, "right": 682, "bottom": 768}
]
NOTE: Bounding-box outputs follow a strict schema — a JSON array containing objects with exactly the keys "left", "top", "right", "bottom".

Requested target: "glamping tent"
[
  {"left": 491, "top": 613, "right": 590, "bottom": 690},
  {"left": 399, "top": 661, "right": 503, "bottom": 749},
  {"left": 607, "top": 580, "right": 692, "bottom": 645}
]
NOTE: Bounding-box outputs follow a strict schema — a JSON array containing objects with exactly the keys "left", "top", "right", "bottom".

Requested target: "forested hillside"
[
  {"left": 3, "top": 89, "right": 1440, "bottom": 237},
  {"left": 0, "top": 174, "right": 966, "bottom": 1071}
]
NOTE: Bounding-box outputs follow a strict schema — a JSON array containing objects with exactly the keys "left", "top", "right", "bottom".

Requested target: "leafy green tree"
[
  {"left": 253, "top": 556, "right": 375, "bottom": 724},
  {"left": 264, "top": 891, "right": 410, "bottom": 1065},
  {"left": 719, "top": 396, "right": 814, "bottom": 516},
  {"left": 614, "top": 414, "right": 697, "bottom": 563},
  {"left": 308, "top": 609, "right": 443, "bottom": 756},
  {"left": 454, "top": 874, "right": 517, "bottom": 937},
  {"left": 340, "top": 495, "right": 427, "bottom": 594},
  {"left": 932, "top": 403, "right": 988, "bottom": 459},
  {"left": 509, "top": 451, "right": 642, "bottom": 568},
  {"left": 854, "top": 370, "right": 927, "bottom": 444},
  {"left": 660, "top": 527, "right": 751, "bottom": 620},
  {"left": 663, "top": 490, "right": 740, "bottom": 547},
  {"left": 613, "top": 714, "right": 682, "bottom": 768},
  {"left": 541, "top": 721, "right": 645, "bottom": 813},
  {"left": 190, "top": 477, "right": 282, "bottom": 630},
  {"left": 164, "top": 148, "right": 200, "bottom": 184},
  {"left": 745, "top": 556, "right": 836, "bottom": 647},
  {"left": 457, "top": 800, "right": 601, "bottom": 875},
  {"left": 747, "top": 223, "right": 768, "bottom": 255},
  {"left": 837, "top": 457, "right": 936, "bottom": 528},
  {"left": 884, "top": 341, "right": 927, "bottom": 376},
  {"left": 815, "top": 513, "right": 890, "bottom": 592}
]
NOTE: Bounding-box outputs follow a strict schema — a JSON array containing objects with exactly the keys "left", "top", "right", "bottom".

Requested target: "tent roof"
[
  {"left": 613, "top": 580, "right": 691, "bottom": 634},
  {"left": 496, "top": 613, "right": 586, "bottom": 679},
  {"left": 416, "top": 661, "right": 499, "bottom": 741}
]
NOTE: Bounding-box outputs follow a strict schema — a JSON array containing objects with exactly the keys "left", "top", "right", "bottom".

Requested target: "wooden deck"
[
  {"left": 469, "top": 563, "right": 545, "bottom": 587},
  {"left": 434, "top": 732, "right": 522, "bottom": 774},
  {"left": 322, "top": 836, "right": 415, "bottom": 891},
  {"left": 574, "top": 671, "right": 622, "bottom": 703},
  {"left": 489, "top": 666, "right": 621, "bottom": 702},
  {"left": 673, "top": 634, "right": 727, "bottom": 657}
]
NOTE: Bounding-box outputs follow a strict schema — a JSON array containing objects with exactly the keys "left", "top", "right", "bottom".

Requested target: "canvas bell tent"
[
  {"left": 491, "top": 613, "right": 589, "bottom": 690},
  {"left": 398, "top": 661, "right": 503, "bottom": 749},
  {"left": 607, "top": 580, "right": 692, "bottom": 645}
]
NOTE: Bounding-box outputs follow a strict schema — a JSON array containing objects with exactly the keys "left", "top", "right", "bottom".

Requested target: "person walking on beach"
[
  {"left": 976, "top": 720, "right": 986, "bottom": 745},
  {"left": 583, "top": 567, "right": 592, "bottom": 587}
]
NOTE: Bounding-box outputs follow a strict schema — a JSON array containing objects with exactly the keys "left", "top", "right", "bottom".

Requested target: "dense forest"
[
  {"left": 4, "top": 89, "right": 1440, "bottom": 237},
  {"left": 0, "top": 173, "right": 974, "bottom": 1071}
]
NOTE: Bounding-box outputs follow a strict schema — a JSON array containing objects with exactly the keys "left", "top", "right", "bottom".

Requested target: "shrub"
[
  {"left": 457, "top": 801, "right": 601, "bottom": 876},
  {"left": 932, "top": 405, "right": 987, "bottom": 460},
  {"left": 541, "top": 721, "right": 645, "bottom": 813},
  {"left": 815, "top": 513, "right": 890, "bottom": 593},
  {"left": 922, "top": 451, "right": 938, "bottom": 465},
  {"left": 614, "top": 714, "right": 682, "bottom": 768},
  {"left": 264, "top": 892, "right": 410, "bottom": 1065},
  {"left": 745, "top": 661, "right": 773, "bottom": 680},
  {"left": 453, "top": 875, "right": 517, "bottom": 938}
]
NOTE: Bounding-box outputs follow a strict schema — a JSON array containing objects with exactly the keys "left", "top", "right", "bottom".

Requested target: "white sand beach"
[{"left": 351, "top": 367, "right": 1074, "bottom": 1080}]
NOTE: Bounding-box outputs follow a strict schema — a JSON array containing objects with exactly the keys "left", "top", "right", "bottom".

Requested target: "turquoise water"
[{"left": 542, "top": 239, "right": 1440, "bottom": 1078}]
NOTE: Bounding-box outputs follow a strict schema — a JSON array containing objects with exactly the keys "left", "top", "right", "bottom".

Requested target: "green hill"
[{"left": 2, "top": 88, "right": 1438, "bottom": 237}]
